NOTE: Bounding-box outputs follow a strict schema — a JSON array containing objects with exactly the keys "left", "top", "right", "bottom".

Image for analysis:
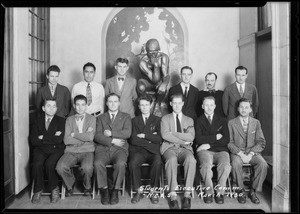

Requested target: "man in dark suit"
[
  {"left": 161, "top": 94, "right": 196, "bottom": 210},
  {"left": 228, "top": 98, "right": 268, "bottom": 204},
  {"left": 197, "top": 72, "right": 225, "bottom": 117},
  {"left": 36, "top": 65, "right": 71, "bottom": 118},
  {"left": 105, "top": 58, "right": 137, "bottom": 118},
  {"left": 129, "top": 95, "right": 163, "bottom": 204},
  {"left": 94, "top": 93, "right": 132, "bottom": 205},
  {"left": 30, "top": 99, "right": 66, "bottom": 204},
  {"left": 222, "top": 66, "right": 259, "bottom": 120},
  {"left": 194, "top": 96, "right": 231, "bottom": 204},
  {"left": 167, "top": 66, "right": 199, "bottom": 120}
]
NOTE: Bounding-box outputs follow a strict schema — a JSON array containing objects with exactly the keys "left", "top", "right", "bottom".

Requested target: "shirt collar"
[
  {"left": 117, "top": 75, "right": 126, "bottom": 80},
  {"left": 48, "top": 83, "right": 57, "bottom": 89},
  {"left": 204, "top": 113, "right": 214, "bottom": 120},
  {"left": 239, "top": 116, "right": 249, "bottom": 124},
  {"left": 173, "top": 112, "right": 183, "bottom": 120},
  {"left": 109, "top": 111, "right": 118, "bottom": 117},
  {"left": 84, "top": 81, "right": 94, "bottom": 86},
  {"left": 45, "top": 115, "right": 54, "bottom": 121},
  {"left": 236, "top": 82, "right": 245, "bottom": 88},
  {"left": 180, "top": 82, "right": 190, "bottom": 89}
]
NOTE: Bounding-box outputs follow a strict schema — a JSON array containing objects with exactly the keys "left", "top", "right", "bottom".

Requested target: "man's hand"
[
  {"left": 238, "top": 152, "right": 249, "bottom": 164},
  {"left": 112, "top": 138, "right": 125, "bottom": 147},
  {"left": 104, "top": 130, "right": 112, "bottom": 137},
  {"left": 55, "top": 131, "right": 62, "bottom": 136},
  {"left": 38, "top": 135, "right": 43, "bottom": 140},
  {"left": 87, "top": 127, "right": 94, "bottom": 132},
  {"left": 196, "top": 144, "right": 210, "bottom": 152},
  {"left": 71, "top": 133, "right": 75, "bottom": 138},
  {"left": 137, "top": 133, "right": 145, "bottom": 138},
  {"left": 184, "top": 141, "right": 193, "bottom": 146},
  {"left": 245, "top": 153, "right": 254, "bottom": 163},
  {"left": 153, "top": 132, "right": 157, "bottom": 135},
  {"left": 216, "top": 133, "right": 223, "bottom": 140}
]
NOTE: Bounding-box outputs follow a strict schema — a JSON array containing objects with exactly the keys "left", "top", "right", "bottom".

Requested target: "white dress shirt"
[
  {"left": 75, "top": 113, "right": 86, "bottom": 133},
  {"left": 117, "top": 75, "right": 126, "bottom": 91},
  {"left": 180, "top": 82, "right": 190, "bottom": 95},
  {"left": 72, "top": 81, "right": 105, "bottom": 115}
]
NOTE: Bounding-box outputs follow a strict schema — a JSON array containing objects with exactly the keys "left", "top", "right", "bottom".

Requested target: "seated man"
[
  {"left": 195, "top": 96, "right": 231, "bottom": 204},
  {"left": 94, "top": 93, "right": 132, "bottom": 205},
  {"left": 30, "top": 99, "right": 65, "bottom": 203},
  {"left": 228, "top": 98, "right": 268, "bottom": 204},
  {"left": 56, "top": 95, "right": 96, "bottom": 197},
  {"left": 129, "top": 95, "right": 163, "bottom": 204},
  {"left": 160, "top": 94, "right": 196, "bottom": 210}
]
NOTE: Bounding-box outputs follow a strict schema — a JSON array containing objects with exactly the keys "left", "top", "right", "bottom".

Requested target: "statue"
[{"left": 137, "top": 39, "right": 170, "bottom": 116}]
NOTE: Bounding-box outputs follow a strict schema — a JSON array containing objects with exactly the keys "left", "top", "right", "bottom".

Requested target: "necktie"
[
  {"left": 51, "top": 85, "right": 54, "bottom": 96},
  {"left": 144, "top": 117, "right": 148, "bottom": 125},
  {"left": 208, "top": 115, "right": 212, "bottom": 125},
  {"left": 86, "top": 83, "right": 92, "bottom": 106},
  {"left": 176, "top": 114, "right": 182, "bottom": 133},
  {"left": 242, "top": 118, "right": 248, "bottom": 132},
  {"left": 111, "top": 114, "right": 115, "bottom": 123},
  {"left": 239, "top": 85, "right": 244, "bottom": 97},
  {"left": 184, "top": 87, "right": 188, "bottom": 101},
  {"left": 45, "top": 118, "right": 51, "bottom": 130},
  {"left": 75, "top": 115, "right": 84, "bottom": 121},
  {"left": 118, "top": 77, "right": 124, "bottom": 81}
]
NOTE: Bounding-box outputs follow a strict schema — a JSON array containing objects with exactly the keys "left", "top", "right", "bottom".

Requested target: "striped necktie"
[{"left": 86, "top": 83, "right": 92, "bottom": 106}]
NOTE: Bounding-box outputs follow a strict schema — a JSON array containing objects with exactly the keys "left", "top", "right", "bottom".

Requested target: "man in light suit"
[
  {"left": 129, "top": 95, "right": 163, "bottom": 204},
  {"left": 228, "top": 98, "right": 268, "bottom": 204},
  {"left": 94, "top": 93, "right": 132, "bottom": 205},
  {"left": 167, "top": 66, "right": 199, "bottom": 120},
  {"left": 222, "top": 66, "right": 259, "bottom": 120},
  {"left": 36, "top": 65, "right": 71, "bottom": 118},
  {"left": 161, "top": 94, "right": 196, "bottom": 210},
  {"left": 56, "top": 95, "right": 96, "bottom": 197},
  {"left": 105, "top": 58, "right": 138, "bottom": 118}
]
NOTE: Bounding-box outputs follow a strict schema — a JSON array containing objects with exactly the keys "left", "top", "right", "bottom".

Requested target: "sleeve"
[
  {"left": 94, "top": 117, "right": 113, "bottom": 146},
  {"left": 247, "top": 121, "right": 266, "bottom": 154},
  {"left": 130, "top": 119, "right": 150, "bottom": 147},
  {"left": 227, "top": 121, "right": 242, "bottom": 154},
  {"left": 63, "top": 118, "right": 83, "bottom": 145},
  {"left": 217, "top": 119, "right": 230, "bottom": 147},
  {"left": 42, "top": 118, "right": 66, "bottom": 145},
  {"left": 111, "top": 115, "right": 132, "bottom": 139},
  {"left": 172, "top": 119, "right": 195, "bottom": 142},
  {"left": 65, "top": 88, "right": 72, "bottom": 117},
  {"left": 144, "top": 119, "right": 163, "bottom": 144},
  {"left": 252, "top": 87, "right": 259, "bottom": 117},
  {"left": 36, "top": 88, "right": 43, "bottom": 113},
  {"left": 71, "top": 85, "right": 76, "bottom": 105},
  {"left": 73, "top": 117, "right": 96, "bottom": 142},
  {"left": 132, "top": 79, "right": 138, "bottom": 101},
  {"left": 104, "top": 81, "right": 110, "bottom": 96},
  {"left": 30, "top": 120, "right": 43, "bottom": 147},
  {"left": 222, "top": 88, "right": 229, "bottom": 117},
  {"left": 160, "top": 116, "right": 185, "bottom": 145}
]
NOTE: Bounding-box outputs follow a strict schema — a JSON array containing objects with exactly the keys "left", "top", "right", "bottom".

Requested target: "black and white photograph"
[{"left": 1, "top": 2, "right": 298, "bottom": 212}]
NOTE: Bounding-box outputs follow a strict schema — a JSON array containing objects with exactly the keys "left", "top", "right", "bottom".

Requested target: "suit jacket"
[
  {"left": 36, "top": 83, "right": 71, "bottom": 118},
  {"left": 227, "top": 116, "right": 266, "bottom": 155},
  {"left": 30, "top": 113, "right": 66, "bottom": 150},
  {"left": 222, "top": 82, "right": 259, "bottom": 120},
  {"left": 160, "top": 113, "right": 195, "bottom": 155},
  {"left": 195, "top": 114, "right": 229, "bottom": 152},
  {"left": 167, "top": 83, "right": 199, "bottom": 120},
  {"left": 105, "top": 75, "right": 138, "bottom": 118},
  {"left": 130, "top": 114, "right": 162, "bottom": 155},
  {"left": 94, "top": 111, "right": 132, "bottom": 155},
  {"left": 64, "top": 113, "right": 96, "bottom": 153}
]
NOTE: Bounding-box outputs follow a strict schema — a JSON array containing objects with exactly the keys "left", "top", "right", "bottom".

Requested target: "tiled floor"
[{"left": 6, "top": 184, "right": 272, "bottom": 212}]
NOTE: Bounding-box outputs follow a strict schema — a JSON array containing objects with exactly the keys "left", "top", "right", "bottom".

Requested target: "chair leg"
[
  {"left": 92, "top": 176, "right": 96, "bottom": 200},
  {"left": 122, "top": 175, "right": 125, "bottom": 197},
  {"left": 30, "top": 180, "right": 34, "bottom": 201},
  {"left": 61, "top": 182, "right": 66, "bottom": 200},
  {"left": 227, "top": 175, "right": 233, "bottom": 198}
]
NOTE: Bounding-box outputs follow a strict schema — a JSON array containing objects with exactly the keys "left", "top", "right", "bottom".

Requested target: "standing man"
[
  {"left": 94, "top": 93, "right": 132, "bottom": 205},
  {"left": 30, "top": 99, "right": 65, "bottom": 203},
  {"left": 160, "top": 94, "right": 196, "bottom": 210},
  {"left": 168, "top": 66, "right": 199, "bottom": 120},
  {"left": 194, "top": 96, "right": 231, "bottom": 204},
  {"left": 56, "top": 95, "right": 96, "bottom": 197},
  {"left": 72, "top": 62, "right": 105, "bottom": 117},
  {"left": 197, "top": 72, "right": 225, "bottom": 117},
  {"left": 105, "top": 58, "right": 137, "bottom": 118},
  {"left": 228, "top": 98, "right": 268, "bottom": 204},
  {"left": 36, "top": 65, "right": 71, "bottom": 118},
  {"left": 222, "top": 66, "right": 259, "bottom": 120},
  {"left": 129, "top": 95, "right": 163, "bottom": 204}
]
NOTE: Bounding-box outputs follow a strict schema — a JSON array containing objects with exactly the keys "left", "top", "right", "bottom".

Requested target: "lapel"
[
  {"left": 121, "top": 75, "right": 130, "bottom": 95},
  {"left": 144, "top": 114, "right": 156, "bottom": 132},
  {"left": 40, "top": 113, "right": 47, "bottom": 132},
  {"left": 103, "top": 112, "right": 113, "bottom": 129},
  {"left": 234, "top": 117, "right": 247, "bottom": 140},
  {"left": 137, "top": 115, "right": 145, "bottom": 132},
  {"left": 246, "top": 117, "right": 256, "bottom": 140},
  {"left": 232, "top": 83, "right": 242, "bottom": 100},
  {"left": 113, "top": 76, "right": 121, "bottom": 95},
  {"left": 82, "top": 114, "right": 89, "bottom": 132},
  {"left": 112, "top": 111, "right": 123, "bottom": 128},
  {"left": 243, "top": 83, "right": 251, "bottom": 98},
  {"left": 169, "top": 113, "right": 175, "bottom": 132}
]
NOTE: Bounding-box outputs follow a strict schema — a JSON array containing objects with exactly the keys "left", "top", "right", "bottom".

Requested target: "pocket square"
[{"left": 251, "top": 131, "right": 256, "bottom": 134}]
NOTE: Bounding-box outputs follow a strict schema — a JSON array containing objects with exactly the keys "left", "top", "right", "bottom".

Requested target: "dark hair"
[
  {"left": 180, "top": 66, "right": 193, "bottom": 74},
  {"left": 238, "top": 98, "right": 252, "bottom": 108},
  {"left": 47, "top": 65, "right": 60, "bottom": 75},
  {"left": 74, "top": 95, "right": 87, "bottom": 104},
  {"left": 205, "top": 72, "right": 218, "bottom": 80},
  {"left": 235, "top": 66, "right": 248, "bottom": 74},
  {"left": 203, "top": 96, "right": 216, "bottom": 103},
  {"left": 116, "top": 58, "right": 129, "bottom": 65},
  {"left": 170, "top": 93, "right": 184, "bottom": 102},
  {"left": 106, "top": 93, "right": 120, "bottom": 102},
  {"left": 137, "top": 95, "right": 153, "bottom": 105},
  {"left": 43, "top": 98, "right": 57, "bottom": 106},
  {"left": 83, "top": 62, "right": 96, "bottom": 71}
]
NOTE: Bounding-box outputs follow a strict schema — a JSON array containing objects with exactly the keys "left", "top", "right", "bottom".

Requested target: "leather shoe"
[
  {"left": 32, "top": 190, "right": 42, "bottom": 204},
  {"left": 182, "top": 197, "right": 191, "bottom": 209},
  {"left": 110, "top": 189, "right": 119, "bottom": 205},
  {"left": 131, "top": 192, "right": 142, "bottom": 204},
  {"left": 65, "top": 183, "right": 75, "bottom": 197},
  {"left": 150, "top": 194, "right": 159, "bottom": 204},
  {"left": 237, "top": 189, "right": 246, "bottom": 204},
  {"left": 169, "top": 199, "right": 179, "bottom": 209},
  {"left": 249, "top": 189, "right": 260, "bottom": 204},
  {"left": 215, "top": 194, "right": 224, "bottom": 204},
  {"left": 203, "top": 195, "right": 213, "bottom": 204},
  {"left": 83, "top": 188, "right": 92, "bottom": 196},
  {"left": 51, "top": 186, "right": 60, "bottom": 203},
  {"left": 99, "top": 188, "right": 110, "bottom": 205}
]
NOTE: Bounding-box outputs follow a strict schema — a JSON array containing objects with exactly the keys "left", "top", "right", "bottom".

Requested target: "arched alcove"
[{"left": 101, "top": 7, "right": 188, "bottom": 88}]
